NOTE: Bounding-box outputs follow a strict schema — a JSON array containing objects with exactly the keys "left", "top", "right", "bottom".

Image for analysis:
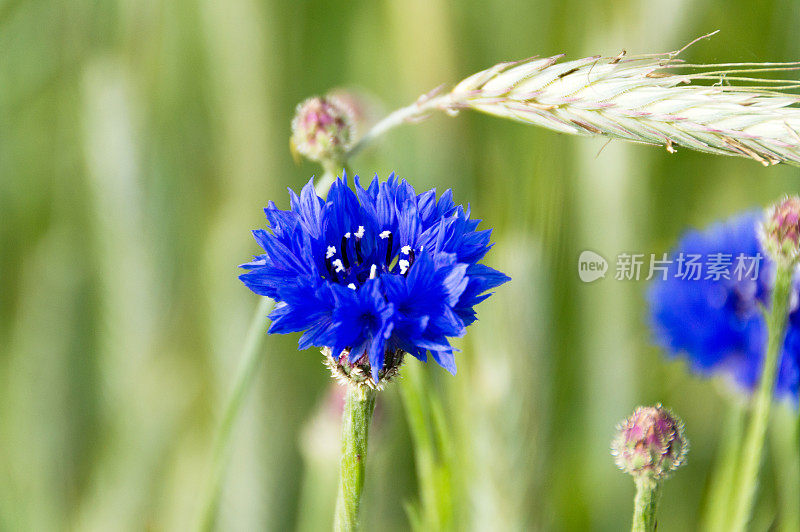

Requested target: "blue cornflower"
[
  {"left": 648, "top": 211, "right": 799, "bottom": 404},
  {"left": 239, "top": 174, "right": 510, "bottom": 383}
]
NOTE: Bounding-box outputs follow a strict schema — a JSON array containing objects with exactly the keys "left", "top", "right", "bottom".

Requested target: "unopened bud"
[
  {"left": 290, "top": 96, "right": 354, "bottom": 164},
  {"left": 762, "top": 195, "right": 800, "bottom": 266},
  {"left": 611, "top": 405, "right": 688, "bottom": 480}
]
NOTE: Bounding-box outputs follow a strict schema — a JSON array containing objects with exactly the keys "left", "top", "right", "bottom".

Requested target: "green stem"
[
  {"left": 345, "top": 94, "right": 451, "bottom": 160},
  {"left": 399, "top": 362, "right": 444, "bottom": 530},
  {"left": 334, "top": 385, "right": 377, "bottom": 532},
  {"left": 729, "top": 264, "right": 793, "bottom": 532},
  {"left": 197, "top": 173, "right": 335, "bottom": 531},
  {"left": 701, "top": 402, "right": 746, "bottom": 532},
  {"left": 632, "top": 477, "right": 661, "bottom": 532},
  {"left": 198, "top": 296, "right": 273, "bottom": 531},
  {"left": 320, "top": 160, "right": 343, "bottom": 188},
  {"left": 770, "top": 406, "right": 800, "bottom": 532}
]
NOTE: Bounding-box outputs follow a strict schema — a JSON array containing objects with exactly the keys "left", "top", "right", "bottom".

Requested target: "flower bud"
[
  {"left": 611, "top": 405, "right": 687, "bottom": 480},
  {"left": 290, "top": 96, "right": 354, "bottom": 164},
  {"left": 761, "top": 195, "right": 800, "bottom": 266}
]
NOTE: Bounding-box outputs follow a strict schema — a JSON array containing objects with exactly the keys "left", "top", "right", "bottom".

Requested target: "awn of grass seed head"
[{"left": 350, "top": 33, "right": 800, "bottom": 166}]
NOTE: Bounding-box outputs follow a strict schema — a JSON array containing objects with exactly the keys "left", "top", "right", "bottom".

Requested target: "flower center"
[{"left": 322, "top": 226, "right": 416, "bottom": 287}]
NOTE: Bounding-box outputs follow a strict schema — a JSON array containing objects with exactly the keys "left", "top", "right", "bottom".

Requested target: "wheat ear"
[{"left": 349, "top": 32, "right": 800, "bottom": 166}]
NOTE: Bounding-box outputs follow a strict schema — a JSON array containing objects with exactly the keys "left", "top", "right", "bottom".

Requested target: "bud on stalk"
[{"left": 612, "top": 405, "right": 688, "bottom": 532}]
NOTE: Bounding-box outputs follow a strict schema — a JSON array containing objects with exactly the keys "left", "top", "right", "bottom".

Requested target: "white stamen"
[
  {"left": 369, "top": 264, "right": 377, "bottom": 279},
  {"left": 332, "top": 259, "right": 345, "bottom": 272},
  {"left": 355, "top": 226, "right": 365, "bottom": 238},
  {"left": 347, "top": 283, "right": 357, "bottom": 290},
  {"left": 344, "top": 232, "right": 351, "bottom": 239},
  {"left": 401, "top": 245, "right": 412, "bottom": 254},
  {"left": 399, "top": 259, "right": 410, "bottom": 274},
  {"left": 379, "top": 230, "right": 391, "bottom": 239},
  {"left": 326, "top": 246, "right": 337, "bottom": 258}
]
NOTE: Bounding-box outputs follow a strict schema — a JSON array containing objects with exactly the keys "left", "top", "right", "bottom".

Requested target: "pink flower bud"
[
  {"left": 612, "top": 405, "right": 688, "bottom": 480},
  {"left": 761, "top": 195, "right": 800, "bottom": 266},
  {"left": 290, "top": 96, "right": 354, "bottom": 164}
]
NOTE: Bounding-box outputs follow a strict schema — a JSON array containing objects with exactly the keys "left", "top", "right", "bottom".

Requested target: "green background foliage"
[{"left": 1, "top": 0, "right": 798, "bottom": 530}]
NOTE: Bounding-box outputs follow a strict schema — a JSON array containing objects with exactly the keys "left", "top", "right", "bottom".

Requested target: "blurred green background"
[{"left": 2, "top": 0, "right": 800, "bottom": 530}]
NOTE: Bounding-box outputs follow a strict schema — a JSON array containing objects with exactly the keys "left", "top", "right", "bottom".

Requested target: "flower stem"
[
  {"left": 346, "top": 93, "right": 451, "bottom": 160},
  {"left": 729, "top": 264, "right": 793, "bottom": 532},
  {"left": 398, "top": 360, "right": 455, "bottom": 530},
  {"left": 334, "top": 385, "right": 377, "bottom": 532},
  {"left": 632, "top": 477, "right": 661, "bottom": 532},
  {"left": 320, "top": 160, "right": 343, "bottom": 189},
  {"left": 770, "top": 406, "right": 800, "bottom": 532},
  {"left": 197, "top": 173, "right": 335, "bottom": 531},
  {"left": 198, "top": 296, "right": 274, "bottom": 531},
  {"left": 701, "top": 402, "right": 746, "bottom": 532}
]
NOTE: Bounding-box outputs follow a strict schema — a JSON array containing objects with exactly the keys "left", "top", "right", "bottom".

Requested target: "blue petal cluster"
[
  {"left": 648, "top": 211, "right": 799, "bottom": 404},
  {"left": 240, "top": 174, "right": 510, "bottom": 381}
]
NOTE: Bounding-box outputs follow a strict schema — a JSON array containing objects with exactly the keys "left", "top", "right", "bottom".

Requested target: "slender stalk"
[
  {"left": 701, "top": 402, "right": 746, "bottom": 532},
  {"left": 632, "top": 477, "right": 661, "bottom": 532},
  {"left": 399, "top": 361, "right": 450, "bottom": 530},
  {"left": 770, "top": 406, "right": 800, "bottom": 532},
  {"left": 729, "top": 265, "right": 793, "bottom": 532},
  {"left": 794, "top": 413, "right": 800, "bottom": 532},
  {"left": 334, "top": 385, "right": 377, "bottom": 532},
  {"left": 198, "top": 296, "right": 274, "bottom": 531},
  {"left": 320, "top": 160, "right": 344, "bottom": 188},
  {"left": 198, "top": 172, "right": 335, "bottom": 530},
  {"left": 346, "top": 94, "right": 451, "bottom": 160}
]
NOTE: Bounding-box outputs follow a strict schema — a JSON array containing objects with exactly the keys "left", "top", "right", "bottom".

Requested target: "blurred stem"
[
  {"left": 399, "top": 362, "right": 454, "bottom": 531},
  {"left": 795, "top": 414, "right": 800, "bottom": 532},
  {"left": 701, "top": 402, "right": 745, "bottom": 532},
  {"left": 334, "top": 385, "right": 377, "bottom": 532},
  {"left": 401, "top": 364, "right": 438, "bottom": 526},
  {"left": 346, "top": 93, "right": 451, "bottom": 160},
  {"left": 198, "top": 171, "right": 335, "bottom": 531},
  {"left": 770, "top": 407, "right": 800, "bottom": 532},
  {"left": 320, "top": 160, "right": 343, "bottom": 189},
  {"left": 632, "top": 477, "right": 660, "bottom": 532},
  {"left": 730, "top": 264, "right": 793, "bottom": 532},
  {"left": 198, "top": 296, "right": 273, "bottom": 531}
]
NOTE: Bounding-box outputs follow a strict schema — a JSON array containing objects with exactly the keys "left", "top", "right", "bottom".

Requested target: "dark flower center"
[
  {"left": 359, "top": 312, "right": 379, "bottom": 330},
  {"left": 322, "top": 226, "right": 416, "bottom": 288}
]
